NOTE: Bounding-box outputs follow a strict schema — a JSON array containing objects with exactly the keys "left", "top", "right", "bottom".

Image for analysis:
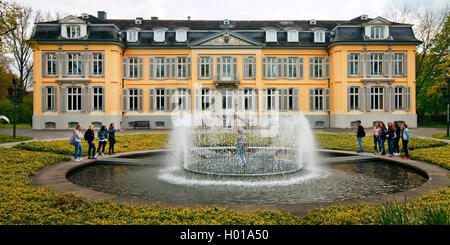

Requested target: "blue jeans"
[
  {"left": 373, "top": 137, "right": 379, "bottom": 152},
  {"left": 74, "top": 142, "right": 82, "bottom": 159},
  {"left": 379, "top": 139, "right": 386, "bottom": 154},
  {"left": 387, "top": 138, "right": 394, "bottom": 155},
  {"left": 237, "top": 147, "right": 246, "bottom": 165},
  {"left": 87, "top": 140, "right": 96, "bottom": 158},
  {"left": 357, "top": 137, "right": 364, "bottom": 152}
]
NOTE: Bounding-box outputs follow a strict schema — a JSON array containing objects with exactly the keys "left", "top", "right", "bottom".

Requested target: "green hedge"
[{"left": 0, "top": 133, "right": 32, "bottom": 143}]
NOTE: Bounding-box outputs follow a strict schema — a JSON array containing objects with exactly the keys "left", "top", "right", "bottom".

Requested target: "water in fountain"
[{"left": 159, "top": 111, "right": 323, "bottom": 186}]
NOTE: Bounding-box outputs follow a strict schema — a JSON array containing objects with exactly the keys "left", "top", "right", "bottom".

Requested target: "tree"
[{"left": 0, "top": 0, "right": 21, "bottom": 38}]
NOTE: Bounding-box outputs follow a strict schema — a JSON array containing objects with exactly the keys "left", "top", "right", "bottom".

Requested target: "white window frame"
[
  {"left": 46, "top": 53, "right": 57, "bottom": 76},
  {"left": 348, "top": 53, "right": 359, "bottom": 76},
  {"left": 369, "top": 53, "right": 383, "bottom": 76},
  {"left": 313, "top": 57, "right": 323, "bottom": 78},
  {"left": 66, "top": 25, "right": 81, "bottom": 39},
  {"left": 129, "top": 89, "right": 139, "bottom": 111},
  {"left": 349, "top": 87, "right": 359, "bottom": 111},
  {"left": 267, "top": 88, "right": 277, "bottom": 111},
  {"left": 314, "top": 30, "right": 325, "bottom": 43},
  {"left": 313, "top": 88, "right": 324, "bottom": 111},
  {"left": 156, "top": 89, "right": 165, "bottom": 111},
  {"left": 175, "top": 30, "right": 187, "bottom": 42},
  {"left": 394, "top": 86, "right": 403, "bottom": 110},
  {"left": 265, "top": 30, "right": 277, "bottom": 42},
  {"left": 67, "top": 53, "right": 83, "bottom": 76},
  {"left": 370, "top": 26, "right": 385, "bottom": 39},
  {"left": 287, "top": 30, "right": 298, "bottom": 42},
  {"left": 370, "top": 87, "right": 384, "bottom": 111},
  {"left": 154, "top": 30, "right": 166, "bottom": 42},
  {"left": 67, "top": 87, "right": 82, "bottom": 111},
  {"left": 155, "top": 57, "right": 165, "bottom": 78},
  {"left": 221, "top": 57, "right": 232, "bottom": 80},
  {"left": 243, "top": 56, "right": 255, "bottom": 79},
  {"left": 175, "top": 89, "right": 188, "bottom": 111},
  {"left": 176, "top": 57, "right": 187, "bottom": 79},
  {"left": 392, "top": 53, "right": 403, "bottom": 76},
  {"left": 222, "top": 88, "right": 233, "bottom": 110},
  {"left": 92, "top": 53, "right": 104, "bottom": 76},
  {"left": 286, "top": 88, "right": 295, "bottom": 111},
  {"left": 46, "top": 87, "right": 56, "bottom": 111},
  {"left": 128, "top": 57, "right": 139, "bottom": 78},
  {"left": 287, "top": 57, "right": 298, "bottom": 78},
  {"left": 199, "top": 56, "right": 211, "bottom": 79},
  {"left": 201, "top": 88, "right": 213, "bottom": 110},
  {"left": 93, "top": 86, "right": 103, "bottom": 111},
  {"left": 266, "top": 57, "right": 277, "bottom": 78},
  {"left": 243, "top": 88, "right": 254, "bottom": 111},
  {"left": 127, "top": 30, "right": 138, "bottom": 42}
]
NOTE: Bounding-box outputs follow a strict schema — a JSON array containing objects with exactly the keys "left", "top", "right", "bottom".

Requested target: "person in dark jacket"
[
  {"left": 108, "top": 123, "right": 117, "bottom": 155},
  {"left": 355, "top": 120, "right": 365, "bottom": 153},
  {"left": 393, "top": 121, "right": 401, "bottom": 156},
  {"left": 386, "top": 122, "right": 396, "bottom": 157},
  {"left": 96, "top": 125, "right": 108, "bottom": 157},
  {"left": 84, "top": 124, "right": 96, "bottom": 159},
  {"left": 378, "top": 122, "right": 387, "bottom": 155}
]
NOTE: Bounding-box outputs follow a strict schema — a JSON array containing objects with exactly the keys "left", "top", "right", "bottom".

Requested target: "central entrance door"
[{"left": 221, "top": 87, "right": 235, "bottom": 129}]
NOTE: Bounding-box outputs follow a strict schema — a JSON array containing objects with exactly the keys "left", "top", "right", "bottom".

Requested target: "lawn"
[
  {"left": 0, "top": 133, "right": 32, "bottom": 143},
  {"left": 0, "top": 133, "right": 448, "bottom": 225},
  {"left": 0, "top": 123, "right": 32, "bottom": 128},
  {"left": 432, "top": 134, "right": 450, "bottom": 140},
  {"left": 417, "top": 120, "right": 447, "bottom": 128}
]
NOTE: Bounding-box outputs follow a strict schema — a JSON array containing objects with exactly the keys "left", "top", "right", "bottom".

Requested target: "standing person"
[
  {"left": 96, "top": 125, "right": 108, "bottom": 157},
  {"left": 71, "top": 124, "right": 83, "bottom": 162},
  {"left": 393, "top": 121, "right": 401, "bottom": 156},
  {"left": 401, "top": 123, "right": 411, "bottom": 160},
  {"left": 378, "top": 122, "right": 387, "bottom": 155},
  {"left": 84, "top": 124, "right": 96, "bottom": 160},
  {"left": 372, "top": 122, "right": 381, "bottom": 154},
  {"left": 236, "top": 130, "right": 248, "bottom": 166},
  {"left": 355, "top": 120, "right": 365, "bottom": 153},
  {"left": 108, "top": 123, "right": 117, "bottom": 155},
  {"left": 386, "top": 122, "right": 396, "bottom": 157}
]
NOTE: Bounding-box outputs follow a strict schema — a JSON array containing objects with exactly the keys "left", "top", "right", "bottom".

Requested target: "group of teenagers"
[
  {"left": 70, "top": 123, "right": 118, "bottom": 161},
  {"left": 355, "top": 120, "right": 411, "bottom": 159}
]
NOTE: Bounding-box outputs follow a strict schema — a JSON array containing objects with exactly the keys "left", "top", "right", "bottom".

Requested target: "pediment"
[
  {"left": 191, "top": 31, "right": 262, "bottom": 47},
  {"left": 364, "top": 16, "right": 391, "bottom": 26},
  {"left": 59, "top": 15, "right": 86, "bottom": 24}
]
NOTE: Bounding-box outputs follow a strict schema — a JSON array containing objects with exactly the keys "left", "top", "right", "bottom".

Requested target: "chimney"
[
  {"left": 188, "top": 16, "right": 191, "bottom": 21},
  {"left": 151, "top": 16, "right": 158, "bottom": 21},
  {"left": 97, "top": 11, "right": 107, "bottom": 20}
]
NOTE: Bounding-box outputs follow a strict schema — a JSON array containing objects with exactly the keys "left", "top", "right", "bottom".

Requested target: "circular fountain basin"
[
  {"left": 67, "top": 151, "right": 427, "bottom": 205},
  {"left": 185, "top": 147, "right": 301, "bottom": 176}
]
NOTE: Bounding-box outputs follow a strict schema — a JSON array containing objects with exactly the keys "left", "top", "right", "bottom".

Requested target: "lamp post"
[
  {"left": 441, "top": 77, "right": 450, "bottom": 137},
  {"left": 7, "top": 78, "right": 22, "bottom": 139}
]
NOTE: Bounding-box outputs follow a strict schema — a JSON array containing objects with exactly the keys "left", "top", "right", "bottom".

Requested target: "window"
[
  {"left": 265, "top": 57, "right": 277, "bottom": 78},
  {"left": 201, "top": 88, "right": 213, "bottom": 110},
  {"left": 348, "top": 53, "right": 359, "bottom": 76},
  {"left": 175, "top": 89, "right": 189, "bottom": 111},
  {"left": 66, "top": 25, "right": 81, "bottom": 38},
  {"left": 284, "top": 88, "right": 296, "bottom": 111},
  {"left": 92, "top": 122, "right": 102, "bottom": 128},
  {"left": 155, "top": 121, "right": 165, "bottom": 127},
  {"left": 369, "top": 53, "right": 383, "bottom": 76},
  {"left": 45, "top": 86, "right": 56, "bottom": 111},
  {"left": 176, "top": 30, "right": 187, "bottom": 42},
  {"left": 68, "top": 122, "right": 79, "bottom": 128},
  {"left": 312, "top": 57, "right": 323, "bottom": 78},
  {"left": 127, "top": 30, "right": 138, "bottom": 42},
  {"left": 67, "top": 53, "right": 83, "bottom": 76},
  {"left": 129, "top": 89, "right": 139, "bottom": 111},
  {"left": 392, "top": 53, "right": 403, "bottom": 76},
  {"left": 348, "top": 87, "right": 359, "bottom": 111},
  {"left": 177, "top": 57, "right": 187, "bottom": 78},
  {"left": 91, "top": 53, "right": 104, "bottom": 76},
  {"left": 199, "top": 57, "right": 211, "bottom": 79},
  {"left": 243, "top": 56, "right": 255, "bottom": 79},
  {"left": 45, "top": 53, "right": 57, "bottom": 76},
  {"left": 265, "top": 30, "right": 277, "bottom": 42},
  {"left": 93, "top": 87, "right": 103, "bottom": 111},
  {"left": 156, "top": 89, "right": 165, "bottom": 111},
  {"left": 128, "top": 57, "right": 140, "bottom": 78},
  {"left": 243, "top": 88, "right": 254, "bottom": 111},
  {"left": 393, "top": 86, "right": 403, "bottom": 110},
  {"left": 312, "top": 89, "right": 324, "bottom": 111},
  {"left": 154, "top": 30, "right": 165, "bottom": 42},
  {"left": 314, "top": 30, "right": 325, "bottom": 43},
  {"left": 67, "top": 87, "right": 82, "bottom": 111},
  {"left": 221, "top": 57, "right": 232, "bottom": 80},
  {"left": 370, "top": 87, "right": 384, "bottom": 110},
  {"left": 45, "top": 122, "right": 56, "bottom": 129},
  {"left": 287, "top": 57, "right": 298, "bottom": 78},
  {"left": 287, "top": 30, "right": 298, "bottom": 42},
  {"left": 370, "top": 26, "right": 385, "bottom": 39},
  {"left": 222, "top": 88, "right": 233, "bottom": 110},
  {"left": 314, "top": 121, "right": 325, "bottom": 128},
  {"left": 267, "top": 88, "right": 277, "bottom": 111},
  {"left": 155, "top": 57, "right": 165, "bottom": 78}
]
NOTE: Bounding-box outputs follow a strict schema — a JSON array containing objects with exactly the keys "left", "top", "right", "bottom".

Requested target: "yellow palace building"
[{"left": 31, "top": 12, "right": 420, "bottom": 129}]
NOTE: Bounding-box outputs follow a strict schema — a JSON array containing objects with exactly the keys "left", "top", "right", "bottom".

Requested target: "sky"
[{"left": 11, "top": 0, "right": 448, "bottom": 21}]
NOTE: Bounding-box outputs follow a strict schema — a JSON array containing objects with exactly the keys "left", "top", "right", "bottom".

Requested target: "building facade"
[{"left": 31, "top": 12, "right": 420, "bottom": 129}]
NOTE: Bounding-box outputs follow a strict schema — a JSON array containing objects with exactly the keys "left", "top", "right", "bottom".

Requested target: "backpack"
[{"left": 69, "top": 134, "right": 76, "bottom": 145}]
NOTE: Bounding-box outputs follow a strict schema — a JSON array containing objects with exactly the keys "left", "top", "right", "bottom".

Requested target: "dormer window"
[
  {"left": 310, "top": 19, "right": 316, "bottom": 25},
  {"left": 314, "top": 30, "right": 325, "bottom": 43},
  {"left": 66, "top": 25, "right": 81, "bottom": 38},
  {"left": 127, "top": 30, "right": 138, "bottom": 42},
  {"left": 81, "top": 14, "right": 89, "bottom": 19},
  {"left": 265, "top": 30, "right": 277, "bottom": 42},
  {"left": 287, "top": 30, "right": 299, "bottom": 42},
  {"left": 135, "top": 18, "right": 143, "bottom": 25},
  {"left": 153, "top": 30, "right": 166, "bottom": 42},
  {"left": 370, "top": 26, "right": 385, "bottom": 39},
  {"left": 175, "top": 30, "right": 187, "bottom": 42},
  {"left": 223, "top": 19, "right": 230, "bottom": 25}
]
